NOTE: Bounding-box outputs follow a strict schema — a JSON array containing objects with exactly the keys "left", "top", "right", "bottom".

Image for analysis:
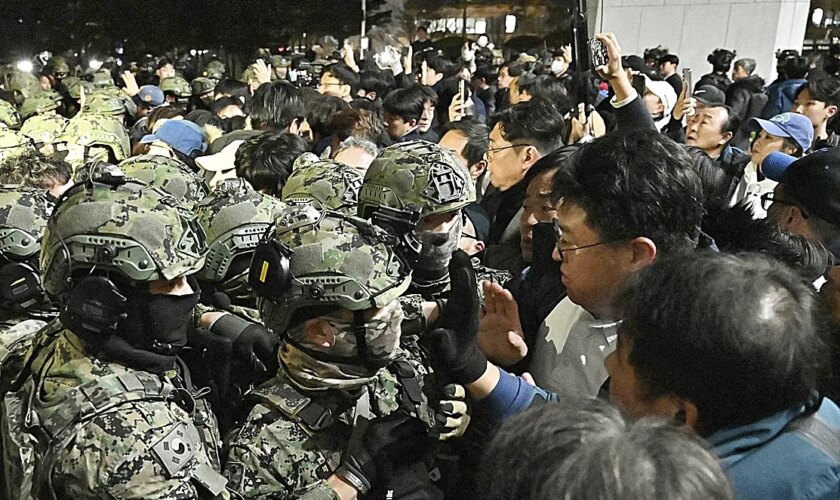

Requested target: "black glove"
[
  {"left": 337, "top": 412, "right": 427, "bottom": 494},
  {"left": 435, "top": 250, "right": 480, "bottom": 336},
  {"left": 423, "top": 327, "right": 487, "bottom": 385},
  {"left": 210, "top": 314, "right": 280, "bottom": 377}
]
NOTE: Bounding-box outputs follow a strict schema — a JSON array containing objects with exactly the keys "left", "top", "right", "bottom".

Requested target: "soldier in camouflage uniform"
[
  {"left": 203, "top": 61, "right": 226, "bottom": 84},
  {"left": 19, "top": 90, "right": 68, "bottom": 154},
  {"left": 281, "top": 157, "right": 363, "bottom": 216},
  {"left": 119, "top": 154, "right": 209, "bottom": 210},
  {"left": 0, "top": 99, "right": 22, "bottom": 130},
  {"left": 224, "top": 204, "right": 468, "bottom": 499},
  {"left": 0, "top": 129, "right": 35, "bottom": 164},
  {"left": 19, "top": 89, "right": 62, "bottom": 120},
  {"left": 9, "top": 71, "right": 41, "bottom": 101},
  {"left": 1, "top": 176, "right": 230, "bottom": 499},
  {"left": 358, "top": 140, "right": 509, "bottom": 301},
  {"left": 161, "top": 76, "right": 193, "bottom": 109},
  {"left": 191, "top": 77, "right": 216, "bottom": 110},
  {"left": 55, "top": 113, "right": 130, "bottom": 171}
]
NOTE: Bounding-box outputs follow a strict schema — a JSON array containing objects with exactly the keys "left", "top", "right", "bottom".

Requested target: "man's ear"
[
  {"left": 787, "top": 206, "right": 812, "bottom": 234},
  {"left": 407, "top": 118, "right": 419, "bottom": 129},
  {"left": 303, "top": 318, "right": 336, "bottom": 348},
  {"left": 627, "top": 236, "right": 657, "bottom": 272},
  {"left": 470, "top": 159, "right": 488, "bottom": 180},
  {"left": 521, "top": 147, "right": 542, "bottom": 171},
  {"left": 827, "top": 104, "right": 839, "bottom": 120},
  {"left": 718, "top": 131, "right": 733, "bottom": 146}
]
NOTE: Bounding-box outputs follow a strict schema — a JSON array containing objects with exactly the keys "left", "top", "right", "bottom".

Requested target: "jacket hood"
[{"left": 733, "top": 74, "right": 765, "bottom": 93}]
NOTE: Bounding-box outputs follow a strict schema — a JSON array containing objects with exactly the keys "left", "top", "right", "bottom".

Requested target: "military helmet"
[
  {"left": 40, "top": 179, "right": 207, "bottom": 301},
  {"left": 191, "top": 77, "right": 216, "bottom": 96},
  {"left": 0, "top": 187, "right": 51, "bottom": 261},
  {"left": 65, "top": 78, "right": 94, "bottom": 100},
  {"left": 9, "top": 72, "right": 41, "bottom": 99},
  {"left": 160, "top": 76, "right": 192, "bottom": 98},
  {"left": 358, "top": 140, "right": 476, "bottom": 219},
  {"left": 240, "top": 66, "right": 259, "bottom": 84},
  {"left": 91, "top": 69, "right": 115, "bottom": 88},
  {"left": 253, "top": 204, "right": 411, "bottom": 333},
  {"left": 281, "top": 158, "right": 363, "bottom": 215},
  {"left": 195, "top": 178, "right": 285, "bottom": 289},
  {"left": 0, "top": 130, "right": 34, "bottom": 164},
  {"left": 0, "top": 100, "right": 22, "bottom": 130},
  {"left": 19, "top": 90, "right": 62, "bottom": 119},
  {"left": 204, "top": 61, "right": 226, "bottom": 81},
  {"left": 20, "top": 114, "right": 68, "bottom": 145},
  {"left": 82, "top": 88, "right": 126, "bottom": 116},
  {"left": 118, "top": 155, "right": 209, "bottom": 210},
  {"left": 56, "top": 114, "right": 130, "bottom": 162}
]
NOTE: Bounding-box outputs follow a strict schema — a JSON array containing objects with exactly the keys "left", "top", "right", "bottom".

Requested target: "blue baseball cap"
[
  {"left": 141, "top": 120, "right": 207, "bottom": 158},
  {"left": 749, "top": 113, "right": 814, "bottom": 153},
  {"left": 138, "top": 85, "right": 165, "bottom": 107},
  {"left": 761, "top": 151, "right": 797, "bottom": 182}
]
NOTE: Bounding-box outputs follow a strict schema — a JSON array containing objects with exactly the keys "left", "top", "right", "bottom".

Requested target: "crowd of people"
[{"left": 0, "top": 24, "right": 838, "bottom": 499}]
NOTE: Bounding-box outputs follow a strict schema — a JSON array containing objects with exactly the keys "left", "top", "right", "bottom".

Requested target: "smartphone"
[
  {"left": 588, "top": 39, "right": 609, "bottom": 67},
  {"left": 682, "top": 67, "right": 693, "bottom": 96}
]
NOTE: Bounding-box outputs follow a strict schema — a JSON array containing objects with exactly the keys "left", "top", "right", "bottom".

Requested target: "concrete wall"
[{"left": 591, "top": 0, "right": 811, "bottom": 82}]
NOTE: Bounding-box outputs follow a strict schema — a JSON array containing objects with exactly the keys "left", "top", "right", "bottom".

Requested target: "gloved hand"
[
  {"left": 435, "top": 250, "right": 480, "bottom": 336},
  {"left": 428, "top": 383, "right": 471, "bottom": 441},
  {"left": 422, "top": 327, "right": 488, "bottom": 385},
  {"left": 210, "top": 313, "right": 280, "bottom": 377},
  {"left": 336, "top": 411, "right": 427, "bottom": 494}
]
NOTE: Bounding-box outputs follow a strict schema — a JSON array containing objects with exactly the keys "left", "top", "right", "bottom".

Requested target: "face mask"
[
  {"left": 416, "top": 215, "right": 463, "bottom": 272},
  {"left": 551, "top": 60, "right": 566, "bottom": 75},
  {"left": 323, "top": 301, "right": 404, "bottom": 364},
  {"left": 122, "top": 288, "right": 199, "bottom": 356}
]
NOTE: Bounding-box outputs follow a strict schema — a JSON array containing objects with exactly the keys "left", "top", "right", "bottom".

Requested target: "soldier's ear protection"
[
  {"left": 61, "top": 274, "right": 129, "bottom": 336},
  {"left": 0, "top": 261, "right": 43, "bottom": 308},
  {"left": 248, "top": 227, "right": 293, "bottom": 300}
]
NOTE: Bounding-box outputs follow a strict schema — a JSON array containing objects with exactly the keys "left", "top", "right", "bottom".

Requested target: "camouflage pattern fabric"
[
  {"left": 191, "top": 77, "right": 216, "bottom": 96},
  {"left": 19, "top": 90, "right": 61, "bottom": 119},
  {"left": 203, "top": 61, "right": 225, "bottom": 83},
  {"left": 0, "top": 187, "right": 51, "bottom": 260},
  {"left": 160, "top": 76, "right": 193, "bottom": 98},
  {"left": 0, "top": 100, "right": 22, "bottom": 130},
  {"left": 257, "top": 205, "right": 411, "bottom": 334},
  {"left": 91, "top": 68, "right": 115, "bottom": 88},
  {"left": 19, "top": 113, "right": 68, "bottom": 145},
  {"left": 281, "top": 158, "right": 363, "bottom": 215},
  {"left": 56, "top": 113, "right": 130, "bottom": 161},
  {"left": 358, "top": 140, "right": 476, "bottom": 219},
  {"left": 0, "top": 318, "right": 54, "bottom": 396},
  {"left": 65, "top": 78, "right": 94, "bottom": 101},
  {"left": 0, "top": 129, "right": 34, "bottom": 164},
  {"left": 83, "top": 88, "right": 128, "bottom": 116},
  {"left": 9, "top": 72, "right": 41, "bottom": 99},
  {"left": 40, "top": 180, "right": 207, "bottom": 301},
  {"left": 119, "top": 154, "right": 209, "bottom": 210},
  {"left": 2, "top": 329, "right": 228, "bottom": 499}
]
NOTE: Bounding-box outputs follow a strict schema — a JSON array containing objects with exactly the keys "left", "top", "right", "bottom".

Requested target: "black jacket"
[
  {"left": 696, "top": 72, "right": 732, "bottom": 92},
  {"left": 726, "top": 75, "right": 767, "bottom": 150}
]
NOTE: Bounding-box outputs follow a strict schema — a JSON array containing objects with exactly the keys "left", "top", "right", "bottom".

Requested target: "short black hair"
[
  {"left": 305, "top": 94, "right": 350, "bottom": 141},
  {"left": 382, "top": 86, "right": 425, "bottom": 123},
  {"left": 496, "top": 96, "right": 566, "bottom": 155},
  {"left": 357, "top": 69, "right": 395, "bottom": 100},
  {"left": 423, "top": 53, "right": 457, "bottom": 79},
  {"left": 210, "top": 96, "right": 242, "bottom": 116},
  {"left": 234, "top": 132, "right": 309, "bottom": 196},
  {"left": 658, "top": 53, "right": 680, "bottom": 66},
  {"left": 551, "top": 129, "right": 703, "bottom": 256},
  {"left": 445, "top": 118, "right": 490, "bottom": 167},
  {"left": 517, "top": 74, "right": 570, "bottom": 113},
  {"left": 324, "top": 63, "right": 360, "bottom": 95},
  {"left": 472, "top": 65, "right": 498, "bottom": 86},
  {"left": 795, "top": 77, "right": 840, "bottom": 108},
  {"left": 481, "top": 399, "right": 734, "bottom": 500},
  {"left": 618, "top": 252, "right": 828, "bottom": 436},
  {"left": 246, "top": 81, "right": 305, "bottom": 132},
  {"left": 213, "top": 79, "right": 249, "bottom": 105},
  {"left": 156, "top": 58, "right": 174, "bottom": 70}
]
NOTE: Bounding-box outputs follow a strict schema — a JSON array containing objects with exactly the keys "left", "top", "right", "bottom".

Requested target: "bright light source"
[
  {"left": 16, "top": 60, "right": 33, "bottom": 73},
  {"left": 190, "top": 49, "right": 197, "bottom": 56},
  {"left": 116, "top": 47, "right": 124, "bottom": 55},
  {"left": 116, "top": 58, "right": 123, "bottom": 66},
  {"left": 89, "top": 59, "right": 103, "bottom": 70},
  {"left": 475, "top": 19, "right": 487, "bottom": 34},
  {"left": 813, "top": 8, "right": 825, "bottom": 26},
  {"left": 505, "top": 15, "right": 517, "bottom": 34}
]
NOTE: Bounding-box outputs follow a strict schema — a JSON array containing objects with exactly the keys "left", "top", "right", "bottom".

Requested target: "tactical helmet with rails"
[
  {"left": 191, "top": 77, "right": 216, "bottom": 96},
  {"left": 56, "top": 114, "right": 130, "bottom": 162},
  {"left": 204, "top": 61, "right": 226, "bottom": 82},
  {"left": 282, "top": 158, "right": 363, "bottom": 215},
  {"left": 9, "top": 72, "right": 41, "bottom": 100},
  {"left": 160, "top": 76, "right": 193, "bottom": 99},
  {"left": 250, "top": 204, "right": 411, "bottom": 335},
  {"left": 19, "top": 90, "right": 62, "bottom": 119},
  {"left": 40, "top": 177, "right": 207, "bottom": 335},
  {"left": 82, "top": 88, "right": 127, "bottom": 116},
  {"left": 358, "top": 140, "right": 475, "bottom": 220},
  {"left": 0, "top": 130, "right": 34, "bottom": 164},
  {"left": 20, "top": 114, "right": 68, "bottom": 146},
  {"left": 195, "top": 178, "right": 285, "bottom": 304},
  {"left": 0, "top": 100, "right": 22, "bottom": 130},
  {"left": 0, "top": 187, "right": 53, "bottom": 311},
  {"left": 64, "top": 78, "right": 94, "bottom": 101},
  {"left": 118, "top": 155, "right": 209, "bottom": 210}
]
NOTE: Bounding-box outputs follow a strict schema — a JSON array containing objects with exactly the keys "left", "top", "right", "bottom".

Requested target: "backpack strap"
[
  {"left": 787, "top": 411, "right": 840, "bottom": 464},
  {"left": 246, "top": 382, "right": 334, "bottom": 433}
]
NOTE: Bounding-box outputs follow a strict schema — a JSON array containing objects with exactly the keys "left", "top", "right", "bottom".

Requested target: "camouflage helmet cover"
[
  {"left": 160, "top": 76, "right": 193, "bottom": 98},
  {"left": 40, "top": 180, "right": 207, "bottom": 300},
  {"left": 204, "top": 61, "right": 226, "bottom": 81},
  {"left": 195, "top": 177, "right": 286, "bottom": 283},
  {"left": 65, "top": 78, "right": 94, "bottom": 100},
  {"left": 358, "top": 140, "right": 476, "bottom": 219},
  {"left": 0, "top": 187, "right": 51, "bottom": 260},
  {"left": 83, "top": 88, "right": 127, "bottom": 116},
  {"left": 191, "top": 77, "right": 216, "bottom": 96},
  {"left": 281, "top": 158, "right": 363, "bottom": 215},
  {"left": 19, "top": 114, "right": 68, "bottom": 145},
  {"left": 9, "top": 71, "right": 41, "bottom": 99},
  {"left": 19, "top": 90, "right": 62, "bottom": 119},
  {"left": 258, "top": 204, "right": 411, "bottom": 333},
  {"left": 91, "top": 69, "right": 115, "bottom": 88},
  {"left": 118, "top": 155, "right": 209, "bottom": 210},
  {"left": 0, "top": 99, "right": 22, "bottom": 130},
  {"left": 0, "top": 130, "right": 34, "bottom": 163},
  {"left": 56, "top": 114, "right": 130, "bottom": 161}
]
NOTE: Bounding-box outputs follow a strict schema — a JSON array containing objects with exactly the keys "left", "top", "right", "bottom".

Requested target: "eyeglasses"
[
  {"left": 759, "top": 192, "right": 807, "bottom": 217},
  {"left": 552, "top": 218, "right": 629, "bottom": 262},
  {"left": 485, "top": 143, "right": 531, "bottom": 157}
]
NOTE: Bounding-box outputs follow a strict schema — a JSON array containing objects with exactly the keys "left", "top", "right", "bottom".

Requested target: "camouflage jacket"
[
  {"left": 224, "top": 350, "right": 438, "bottom": 499},
  {"left": 0, "top": 317, "right": 49, "bottom": 396},
  {"left": 2, "top": 328, "right": 229, "bottom": 499}
]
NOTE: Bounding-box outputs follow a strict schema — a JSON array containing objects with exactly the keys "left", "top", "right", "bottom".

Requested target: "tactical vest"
[{"left": 1, "top": 334, "right": 227, "bottom": 500}]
